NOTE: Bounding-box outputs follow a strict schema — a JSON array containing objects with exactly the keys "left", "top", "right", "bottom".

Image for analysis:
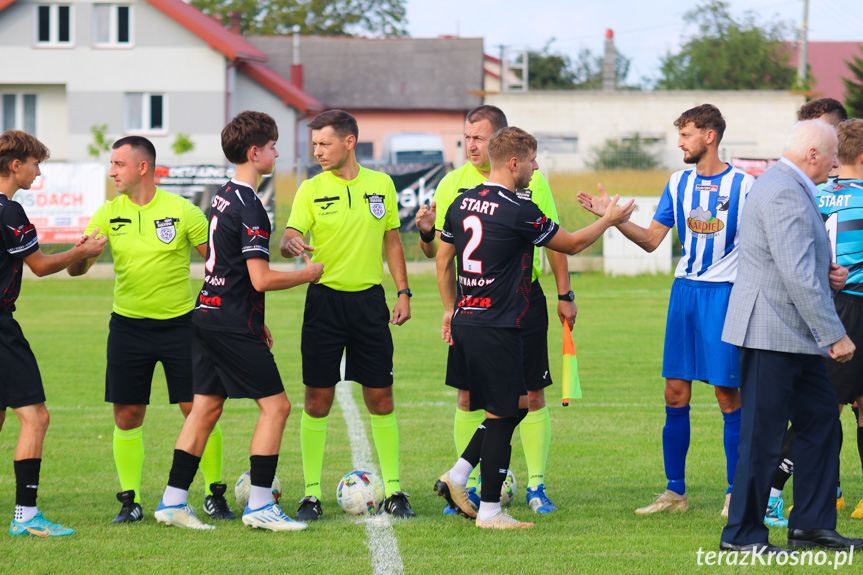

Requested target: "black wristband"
[{"left": 419, "top": 227, "right": 436, "bottom": 243}]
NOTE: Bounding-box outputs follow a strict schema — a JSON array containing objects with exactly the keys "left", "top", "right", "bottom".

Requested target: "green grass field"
[{"left": 2, "top": 272, "right": 863, "bottom": 574}]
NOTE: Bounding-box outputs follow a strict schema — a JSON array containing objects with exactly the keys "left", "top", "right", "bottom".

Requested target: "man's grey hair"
[{"left": 783, "top": 119, "right": 837, "bottom": 159}]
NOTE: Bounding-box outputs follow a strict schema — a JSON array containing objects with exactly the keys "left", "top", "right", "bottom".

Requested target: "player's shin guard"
[
  {"left": 199, "top": 423, "right": 223, "bottom": 496},
  {"left": 249, "top": 454, "right": 279, "bottom": 510},
  {"left": 479, "top": 418, "right": 518, "bottom": 503},
  {"left": 14, "top": 458, "right": 40, "bottom": 508},
  {"left": 454, "top": 409, "right": 484, "bottom": 487},
  {"left": 300, "top": 412, "right": 328, "bottom": 499},
  {"left": 371, "top": 412, "right": 401, "bottom": 497},
  {"left": 772, "top": 426, "right": 795, "bottom": 491},
  {"left": 520, "top": 407, "right": 550, "bottom": 489},
  {"left": 663, "top": 405, "right": 690, "bottom": 495},
  {"left": 723, "top": 407, "right": 741, "bottom": 492},
  {"left": 162, "top": 449, "right": 201, "bottom": 506},
  {"left": 113, "top": 425, "right": 144, "bottom": 503}
]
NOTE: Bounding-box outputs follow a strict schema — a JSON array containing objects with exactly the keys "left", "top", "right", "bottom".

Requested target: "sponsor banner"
[
  {"left": 308, "top": 163, "right": 449, "bottom": 231},
  {"left": 154, "top": 165, "right": 276, "bottom": 230},
  {"left": 731, "top": 157, "right": 778, "bottom": 178},
  {"left": 15, "top": 163, "right": 106, "bottom": 244}
]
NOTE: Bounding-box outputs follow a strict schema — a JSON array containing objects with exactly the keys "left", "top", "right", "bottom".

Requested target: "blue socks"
[
  {"left": 663, "top": 405, "right": 690, "bottom": 495},
  {"left": 723, "top": 408, "right": 741, "bottom": 494}
]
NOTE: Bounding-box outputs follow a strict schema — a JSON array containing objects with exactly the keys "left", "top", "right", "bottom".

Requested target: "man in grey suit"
[{"left": 720, "top": 119, "right": 863, "bottom": 553}]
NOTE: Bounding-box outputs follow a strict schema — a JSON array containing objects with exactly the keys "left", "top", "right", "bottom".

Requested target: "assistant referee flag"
[{"left": 562, "top": 322, "right": 582, "bottom": 406}]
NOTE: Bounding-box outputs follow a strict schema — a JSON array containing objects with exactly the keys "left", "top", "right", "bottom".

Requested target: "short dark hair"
[
  {"left": 0, "top": 130, "right": 50, "bottom": 177},
  {"left": 838, "top": 119, "right": 863, "bottom": 166},
  {"left": 308, "top": 110, "right": 358, "bottom": 139},
  {"left": 466, "top": 105, "right": 508, "bottom": 132},
  {"left": 113, "top": 136, "right": 156, "bottom": 172},
  {"left": 221, "top": 111, "right": 279, "bottom": 165},
  {"left": 674, "top": 104, "right": 726, "bottom": 144},
  {"left": 798, "top": 98, "right": 848, "bottom": 123},
  {"left": 488, "top": 127, "right": 537, "bottom": 166}
]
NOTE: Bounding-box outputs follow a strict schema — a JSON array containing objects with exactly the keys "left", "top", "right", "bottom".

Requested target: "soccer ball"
[
  {"left": 472, "top": 469, "right": 517, "bottom": 510},
  {"left": 336, "top": 470, "right": 385, "bottom": 516},
  {"left": 234, "top": 471, "right": 282, "bottom": 510}
]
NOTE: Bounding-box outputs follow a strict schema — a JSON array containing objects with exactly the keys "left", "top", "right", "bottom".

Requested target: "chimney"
[
  {"left": 602, "top": 29, "right": 616, "bottom": 91},
  {"left": 229, "top": 10, "right": 241, "bottom": 35},
  {"left": 291, "top": 25, "right": 304, "bottom": 89}
]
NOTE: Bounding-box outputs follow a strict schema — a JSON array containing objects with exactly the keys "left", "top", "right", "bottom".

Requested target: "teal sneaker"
[
  {"left": 764, "top": 495, "right": 788, "bottom": 528},
  {"left": 10, "top": 512, "right": 75, "bottom": 537},
  {"left": 526, "top": 484, "right": 557, "bottom": 514}
]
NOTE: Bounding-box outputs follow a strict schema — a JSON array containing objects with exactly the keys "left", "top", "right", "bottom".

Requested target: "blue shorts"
[{"left": 662, "top": 278, "right": 739, "bottom": 388}]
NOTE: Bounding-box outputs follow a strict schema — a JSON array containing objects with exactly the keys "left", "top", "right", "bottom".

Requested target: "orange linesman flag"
[{"left": 562, "top": 321, "right": 582, "bottom": 406}]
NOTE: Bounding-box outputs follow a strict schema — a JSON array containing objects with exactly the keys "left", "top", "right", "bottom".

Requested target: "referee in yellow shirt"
[
  {"left": 280, "top": 110, "right": 415, "bottom": 520},
  {"left": 69, "top": 137, "right": 230, "bottom": 523}
]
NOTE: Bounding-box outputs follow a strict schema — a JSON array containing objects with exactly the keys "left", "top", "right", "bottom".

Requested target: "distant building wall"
[{"left": 486, "top": 90, "right": 806, "bottom": 172}]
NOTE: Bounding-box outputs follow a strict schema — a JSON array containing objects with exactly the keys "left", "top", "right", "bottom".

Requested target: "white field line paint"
[{"left": 336, "top": 357, "right": 404, "bottom": 575}]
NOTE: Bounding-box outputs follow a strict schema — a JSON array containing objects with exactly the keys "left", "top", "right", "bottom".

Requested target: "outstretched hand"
[
  {"left": 603, "top": 193, "right": 636, "bottom": 226},
  {"left": 577, "top": 183, "right": 612, "bottom": 217}
]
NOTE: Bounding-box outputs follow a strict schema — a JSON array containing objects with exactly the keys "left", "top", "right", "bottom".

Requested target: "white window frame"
[
  {"left": 92, "top": 4, "right": 133, "bottom": 48},
  {"left": 124, "top": 93, "right": 167, "bottom": 135},
  {"left": 33, "top": 4, "right": 74, "bottom": 47},
  {"left": 1, "top": 93, "right": 38, "bottom": 135}
]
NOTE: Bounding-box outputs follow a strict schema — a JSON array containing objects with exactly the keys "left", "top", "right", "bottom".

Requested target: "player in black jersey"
[
  {"left": 1, "top": 130, "right": 107, "bottom": 537},
  {"left": 433, "top": 127, "right": 634, "bottom": 529},
  {"left": 154, "top": 112, "right": 323, "bottom": 532}
]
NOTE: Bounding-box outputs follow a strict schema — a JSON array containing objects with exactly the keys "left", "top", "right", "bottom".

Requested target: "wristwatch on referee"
[
  {"left": 397, "top": 288, "right": 413, "bottom": 298},
  {"left": 558, "top": 290, "right": 575, "bottom": 302}
]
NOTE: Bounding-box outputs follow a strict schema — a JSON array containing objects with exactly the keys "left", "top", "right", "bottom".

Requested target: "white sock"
[
  {"left": 769, "top": 488, "right": 782, "bottom": 499},
  {"left": 477, "top": 501, "right": 501, "bottom": 521},
  {"left": 248, "top": 485, "right": 274, "bottom": 511},
  {"left": 448, "top": 459, "right": 474, "bottom": 486},
  {"left": 162, "top": 486, "right": 188, "bottom": 507},
  {"left": 14, "top": 505, "right": 37, "bottom": 522}
]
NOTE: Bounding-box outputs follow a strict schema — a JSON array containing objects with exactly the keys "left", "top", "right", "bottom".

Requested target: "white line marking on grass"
[{"left": 336, "top": 363, "right": 404, "bottom": 575}]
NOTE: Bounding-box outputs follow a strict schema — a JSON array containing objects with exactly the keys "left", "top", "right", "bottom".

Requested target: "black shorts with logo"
[
  {"left": 0, "top": 314, "right": 46, "bottom": 410},
  {"left": 449, "top": 324, "right": 526, "bottom": 417},
  {"left": 301, "top": 283, "right": 394, "bottom": 389},
  {"left": 446, "top": 280, "right": 552, "bottom": 393},
  {"left": 105, "top": 312, "right": 194, "bottom": 405},
  {"left": 192, "top": 323, "right": 284, "bottom": 399},
  {"left": 826, "top": 292, "right": 863, "bottom": 404}
]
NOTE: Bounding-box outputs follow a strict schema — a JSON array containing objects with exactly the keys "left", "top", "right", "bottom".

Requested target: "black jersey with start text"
[
  {"left": 0, "top": 194, "right": 39, "bottom": 313},
  {"left": 440, "top": 183, "right": 558, "bottom": 328},
  {"left": 193, "top": 180, "right": 270, "bottom": 335}
]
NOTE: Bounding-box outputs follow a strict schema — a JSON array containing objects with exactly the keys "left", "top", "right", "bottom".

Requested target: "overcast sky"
[{"left": 404, "top": 0, "right": 863, "bottom": 86}]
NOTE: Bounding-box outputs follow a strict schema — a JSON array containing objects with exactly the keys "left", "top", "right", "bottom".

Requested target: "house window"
[
  {"left": 1, "top": 94, "right": 37, "bottom": 134},
  {"left": 35, "top": 5, "right": 72, "bottom": 46},
  {"left": 124, "top": 93, "right": 164, "bottom": 132},
  {"left": 94, "top": 4, "right": 131, "bottom": 46},
  {"left": 355, "top": 142, "right": 374, "bottom": 162}
]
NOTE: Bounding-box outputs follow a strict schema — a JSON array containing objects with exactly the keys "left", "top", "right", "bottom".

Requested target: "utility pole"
[{"left": 796, "top": 0, "right": 809, "bottom": 88}]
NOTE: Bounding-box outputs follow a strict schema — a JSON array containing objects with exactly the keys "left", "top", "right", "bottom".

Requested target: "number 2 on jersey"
[{"left": 462, "top": 215, "right": 483, "bottom": 274}]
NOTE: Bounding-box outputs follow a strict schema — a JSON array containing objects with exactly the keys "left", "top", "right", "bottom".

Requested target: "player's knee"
[
  {"left": 456, "top": 390, "right": 471, "bottom": 411},
  {"left": 715, "top": 386, "right": 741, "bottom": 412},
  {"left": 527, "top": 390, "right": 545, "bottom": 411},
  {"left": 114, "top": 404, "right": 146, "bottom": 429},
  {"left": 19, "top": 404, "right": 50, "bottom": 435}
]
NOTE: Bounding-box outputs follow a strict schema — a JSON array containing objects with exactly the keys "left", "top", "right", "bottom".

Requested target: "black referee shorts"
[
  {"left": 192, "top": 323, "right": 284, "bottom": 399},
  {"left": 450, "top": 324, "right": 526, "bottom": 418},
  {"left": 105, "top": 312, "right": 194, "bottom": 405},
  {"left": 826, "top": 292, "right": 863, "bottom": 404},
  {"left": 301, "top": 283, "right": 394, "bottom": 389},
  {"left": 445, "top": 280, "right": 552, "bottom": 393},
  {"left": 0, "top": 314, "right": 46, "bottom": 410}
]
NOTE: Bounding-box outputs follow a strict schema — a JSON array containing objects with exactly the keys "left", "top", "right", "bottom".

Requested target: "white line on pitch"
[{"left": 337, "top": 357, "right": 404, "bottom": 575}]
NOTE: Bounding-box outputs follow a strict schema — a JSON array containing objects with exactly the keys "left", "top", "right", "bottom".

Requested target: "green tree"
[
  {"left": 844, "top": 46, "right": 863, "bottom": 119},
  {"left": 87, "top": 124, "right": 110, "bottom": 159},
  {"left": 527, "top": 40, "right": 632, "bottom": 90},
  {"left": 171, "top": 133, "right": 195, "bottom": 156},
  {"left": 586, "top": 134, "right": 662, "bottom": 171},
  {"left": 191, "top": 0, "right": 407, "bottom": 36},
  {"left": 656, "top": 0, "right": 796, "bottom": 90}
]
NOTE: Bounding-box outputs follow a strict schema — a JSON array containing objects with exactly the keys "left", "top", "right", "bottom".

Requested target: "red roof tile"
[{"left": 239, "top": 62, "right": 322, "bottom": 113}]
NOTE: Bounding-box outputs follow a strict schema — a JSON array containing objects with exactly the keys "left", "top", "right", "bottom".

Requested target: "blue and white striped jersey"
[
  {"left": 654, "top": 164, "right": 754, "bottom": 282},
  {"left": 817, "top": 179, "right": 863, "bottom": 297}
]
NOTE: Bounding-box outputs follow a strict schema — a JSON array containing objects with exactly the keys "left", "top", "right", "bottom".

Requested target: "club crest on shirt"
[
  {"left": 368, "top": 194, "right": 385, "bottom": 220},
  {"left": 155, "top": 218, "right": 176, "bottom": 244}
]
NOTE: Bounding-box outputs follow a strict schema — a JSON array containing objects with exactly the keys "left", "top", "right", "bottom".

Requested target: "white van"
[{"left": 381, "top": 133, "right": 445, "bottom": 165}]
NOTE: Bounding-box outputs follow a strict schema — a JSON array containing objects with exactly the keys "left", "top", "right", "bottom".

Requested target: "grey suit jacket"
[{"left": 722, "top": 161, "right": 845, "bottom": 356}]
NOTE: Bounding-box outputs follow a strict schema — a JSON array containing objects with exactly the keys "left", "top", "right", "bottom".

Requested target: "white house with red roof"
[{"left": 0, "top": 0, "right": 320, "bottom": 166}]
